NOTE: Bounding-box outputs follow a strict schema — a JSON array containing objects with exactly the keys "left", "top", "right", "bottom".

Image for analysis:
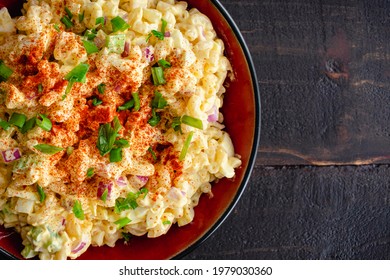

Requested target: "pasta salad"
[{"left": 0, "top": 0, "right": 241, "bottom": 259}]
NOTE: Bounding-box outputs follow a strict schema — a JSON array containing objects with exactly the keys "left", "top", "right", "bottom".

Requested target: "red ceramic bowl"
[{"left": 0, "top": 0, "right": 260, "bottom": 260}]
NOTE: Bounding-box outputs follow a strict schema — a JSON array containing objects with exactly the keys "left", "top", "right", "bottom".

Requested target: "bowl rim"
[
  {"left": 0, "top": 0, "right": 261, "bottom": 260},
  {"left": 173, "top": 0, "right": 261, "bottom": 259}
]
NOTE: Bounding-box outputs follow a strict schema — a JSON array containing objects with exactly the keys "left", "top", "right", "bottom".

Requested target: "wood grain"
[
  {"left": 219, "top": 0, "right": 390, "bottom": 166},
  {"left": 184, "top": 165, "right": 390, "bottom": 259}
]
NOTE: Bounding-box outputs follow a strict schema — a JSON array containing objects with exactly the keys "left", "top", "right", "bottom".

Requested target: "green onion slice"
[
  {"left": 148, "top": 108, "right": 160, "bottom": 127},
  {"left": 114, "top": 217, "right": 131, "bottom": 229},
  {"left": 53, "top": 24, "right": 60, "bottom": 32},
  {"left": 0, "top": 60, "right": 13, "bottom": 82},
  {"left": 9, "top": 112, "right": 27, "bottom": 128},
  {"left": 163, "top": 220, "right": 171, "bottom": 225},
  {"left": 82, "top": 40, "right": 99, "bottom": 54},
  {"left": 0, "top": 118, "right": 10, "bottom": 131},
  {"left": 158, "top": 59, "right": 171, "bottom": 68},
  {"left": 36, "top": 114, "right": 52, "bottom": 131},
  {"left": 34, "top": 144, "right": 64, "bottom": 155},
  {"left": 181, "top": 115, "right": 203, "bottom": 130},
  {"left": 37, "top": 185, "right": 46, "bottom": 203},
  {"left": 95, "top": 16, "right": 105, "bottom": 26},
  {"left": 96, "top": 116, "right": 121, "bottom": 156},
  {"left": 21, "top": 117, "right": 36, "bottom": 134},
  {"left": 114, "top": 139, "right": 129, "bottom": 148},
  {"left": 132, "top": 92, "right": 140, "bottom": 111},
  {"left": 60, "top": 16, "right": 73, "bottom": 29},
  {"left": 179, "top": 131, "right": 194, "bottom": 161},
  {"left": 63, "top": 63, "right": 89, "bottom": 100},
  {"left": 148, "top": 146, "right": 157, "bottom": 161},
  {"left": 97, "top": 83, "right": 106, "bottom": 94},
  {"left": 86, "top": 167, "right": 94, "bottom": 178},
  {"left": 117, "top": 99, "right": 134, "bottom": 111},
  {"left": 92, "top": 97, "right": 103, "bottom": 106},
  {"left": 78, "top": 11, "right": 85, "bottom": 22},
  {"left": 85, "top": 28, "right": 97, "bottom": 40},
  {"left": 101, "top": 188, "right": 108, "bottom": 202},
  {"left": 109, "top": 147, "right": 122, "bottom": 162},
  {"left": 38, "top": 83, "right": 43, "bottom": 93},
  {"left": 151, "top": 91, "right": 167, "bottom": 109},
  {"left": 73, "top": 200, "right": 85, "bottom": 220},
  {"left": 65, "top": 7, "right": 73, "bottom": 19},
  {"left": 111, "top": 16, "right": 130, "bottom": 32},
  {"left": 151, "top": 66, "right": 166, "bottom": 86}
]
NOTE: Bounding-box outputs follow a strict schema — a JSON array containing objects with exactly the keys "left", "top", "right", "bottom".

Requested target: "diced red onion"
[
  {"left": 104, "top": 16, "right": 108, "bottom": 25},
  {"left": 136, "top": 175, "right": 149, "bottom": 185},
  {"left": 167, "top": 187, "right": 184, "bottom": 201},
  {"left": 1, "top": 148, "right": 21, "bottom": 163},
  {"left": 207, "top": 106, "right": 218, "bottom": 122},
  {"left": 164, "top": 31, "right": 171, "bottom": 37},
  {"left": 97, "top": 181, "right": 113, "bottom": 200},
  {"left": 94, "top": 36, "right": 105, "bottom": 48},
  {"left": 121, "top": 41, "right": 130, "bottom": 58},
  {"left": 71, "top": 241, "right": 86, "bottom": 253},
  {"left": 116, "top": 176, "right": 127, "bottom": 187},
  {"left": 61, "top": 218, "right": 66, "bottom": 226},
  {"left": 143, "top": 47, "right": 154, "bottom": 63},
  {"left": 114, "top": 84, "right": 122, "bottom": 92}
]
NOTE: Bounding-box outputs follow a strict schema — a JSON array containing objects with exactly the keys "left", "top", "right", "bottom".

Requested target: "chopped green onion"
[
  {"left": 21, "top": 244, "right": 37, "bottom": 259},
  {"left": 171, "top": 117, "right": 182, "bottom": 133},
  {"left": 60, "top": 16, "right": 73, "bottom": 29},
  {"left": 151, "top": 91, "right": 167, "bottom": 109},
  {"left": 114, "top": 190, "right": 145, "bottom": 213},
  {"left": 66, "top": 146, "right": 74, "bottom": 155},
  {"left": 9, "top": 112, "right": 27, "bottom": 128},
  {"left": 181, "top": 115, "right": 203, "bottom": 130},
  {"left": 106, "top": 34, "right": 126, "bottom": 54},
  {"left": 151, "top": 66, "right": 166, "bottom": 86},
  {"left": 114, "top": 217, "right": 131, "bottom": 229},
  {"left": 37, "top": 185, "right": 46, "bottom": 203},
  {"left": 37, "top": 84, "right": 43, "bottom": 93},
  {"left": 53, "top": 24, "right": 60, "bottom": 32},
  {"left": 95, "top": 16, "right": 105, "bottom": 26},
  {"left": 158, "top": 59, "right": 171, "bottom": 68},
  {"left": 78, "top": 11, "right": 85, "bottom": 22},
  {"left": 0, "top": 60, "right": 13, "bottom": 82},
  {"left": 96, "top": 116, "right": 121, "bottom": 156},
  {"left": 92, "top": 97, "right": 103, "bottom": 106},
  {"left": 21, "top": 117, "right": 36, "bottom": 134},
  {"left": 114, "top": 139, "right": 129, "bottom": 148},
  {"left": 179, "top": 131, "right": 194, "bottom": 161},
  {"left": 101, "top": 188, "right": 108, "bottom": 202},
  {"left": 97, "top": 83, "right": 106, "bottom": 94},
  {"left": 111, "top": 16, "right": 130, "bottom": 32},
  {"left": 148, "top": 146, "right": 157, "bottom": 161},
  {"left": 147, "top": 19, "right": 168, "bottom": 41},
  {"left": 63, "top": 63, "right": 89, "bottom": 100},
  {"left": 65, "top": 63, "right": 89, "bottom": 82},
  {"left": 84, "top": 28, "right": 97, "bottom": 40},
  {"left": 65, "top": 7, "right": 73, "bottom": 19},
  {"left": 161, "top": 19, "right": 167, "bottom": 34},
  {"left": 86, "top": 167, "right": 94, "bottom": 178},
  {"left": 148, "top": 108, "right": 160, "bottom": 127},
  {"left": 34, "top": 144, "right": 64, "bottom": 155},
  {"left": 82, "top": 40, "right": 99, "bottom": 54},
  {"left": 162, "top": 220, "right": 171, "bottom": 225},
  {"left": 132, "top": 92, "right": 140, "bottom": 111},
  {"left": 0, "top": 118, "right": 10, "bottom": 130},
  {"left": 117, "top": 99, "right": 134, "bottom": 111},
  {"left": 73, "top": 200, "right": 85, "bottom": 220},
  {"left": 36, "top": 114, "right": 52, "bottom": 132},
  {"left": 109, "top": 147, "right": 122, "bottom": 162},
  {"left": 122, "top": 232, "right": 132, "bottom": 242}
]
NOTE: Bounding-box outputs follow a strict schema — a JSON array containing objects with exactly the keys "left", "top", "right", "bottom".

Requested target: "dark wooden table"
[
  {"left": 185, "top": 0, "right": 390, "bottom": 260},
  {"left": 1, "top": 0, "right": 389, "bottom": 260}
]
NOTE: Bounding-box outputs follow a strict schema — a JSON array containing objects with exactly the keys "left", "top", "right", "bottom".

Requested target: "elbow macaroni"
[{"left": 0, "top": 0, "right": 241, "bottom": 260}]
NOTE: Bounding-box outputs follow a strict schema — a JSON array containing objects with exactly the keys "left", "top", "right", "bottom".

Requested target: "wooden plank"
[
  {"left": 184, "top": 164, "right": 390, "bottom": 259},
  {"left": 219, "top": 0, "right": 390, "bottom": 165}
]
